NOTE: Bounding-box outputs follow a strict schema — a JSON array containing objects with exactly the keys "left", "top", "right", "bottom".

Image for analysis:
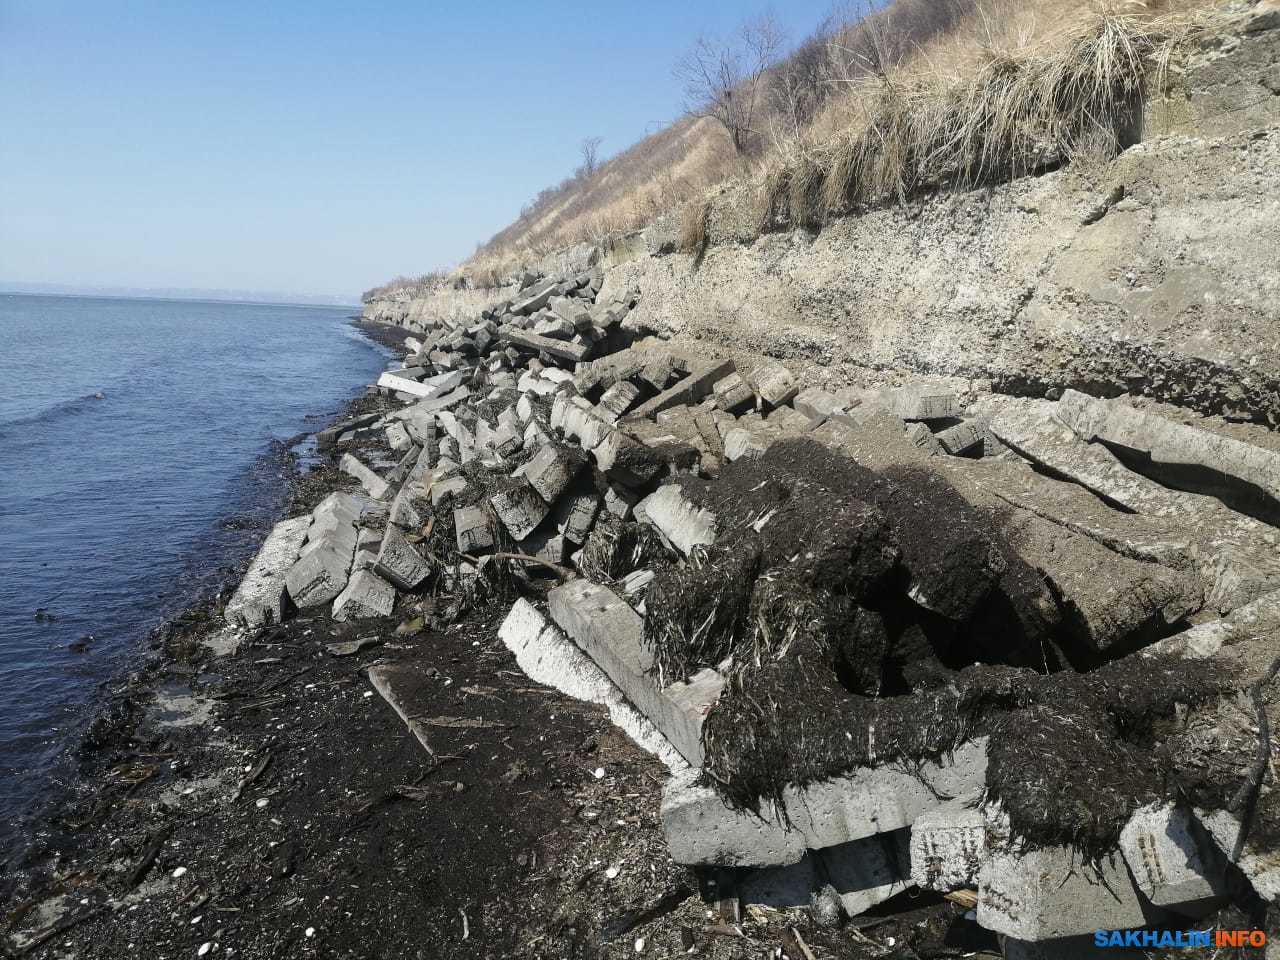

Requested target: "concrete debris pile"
[{"left": 227, "top": 268, "right": 1280, "bottom": 956}]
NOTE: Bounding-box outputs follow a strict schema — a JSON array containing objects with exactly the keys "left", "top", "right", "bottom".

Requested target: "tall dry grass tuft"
[
  {"left": 679, "top": 191, "right": 714, "bottom": 256},
  {"left": 758, "top": 12, "right": 1174, "bottom": 233}
]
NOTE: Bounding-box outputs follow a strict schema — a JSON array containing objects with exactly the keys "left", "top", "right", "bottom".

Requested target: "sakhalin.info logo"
[{"left": 1094, "top": 928, "right": 1267, "bottom": 949}]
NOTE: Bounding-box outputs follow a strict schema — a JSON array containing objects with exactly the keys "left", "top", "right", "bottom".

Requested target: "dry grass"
[{"left": 363, "top": 0, "right": 1223, "bottom": 296}]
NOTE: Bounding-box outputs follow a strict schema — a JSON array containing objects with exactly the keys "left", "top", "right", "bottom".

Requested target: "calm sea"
[{"left": 0, "top": 294, "right": 391, "bottom": 852}]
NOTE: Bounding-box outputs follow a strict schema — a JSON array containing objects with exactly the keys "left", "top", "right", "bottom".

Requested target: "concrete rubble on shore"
[{"left": 224, "top": 266, "right": 1280, "bottom": 956}]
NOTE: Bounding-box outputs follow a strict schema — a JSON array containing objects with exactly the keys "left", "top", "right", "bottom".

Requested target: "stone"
[
  {"left": 547, "top": 579, "right": 725, "bottom": 766},
  {"left": 454, "top": 505, "right": 493, "bottom": 555},
  {"left": 373, "top": 525, "right": 432, "bottom": 590},
  {"left": 635, "top": 485, "right": 716, "bottom": 556},
  {"left": 1119, "top": 803, "right": 1227, "bottom": 913},
  {"left": 491, "top": 479, "right": 551, "bottom": 541},
  {"left": 225, "top": 515, "right": 310, "bottom": 629},
  {"left": 905, "top": 421, "right": 944, "bottom": 455},
  {"left": 523, "top": 443, "right": 583, "bottom": 504},
  {"left": 630, "top": 359, "right": 735, "bottom": 419},
  {"left": 909, "top": 798, "right": 986, "bottom": 891},
  {"left": 712, "top": 372, "right": 754, "bottom": 412},
  {"left": 331, "top": 569, "right": 396, "bottom": 621},
  {"left": 662, "top": 738, "right": 988, "bottom": 867},
  {"left": 746, "top": 361, "right": 797, "bottom": 409},
  {"left": 497, "top": 599, "right": 685, "bottom": 770},
  {"left": 284, "top": 546, "right": 352, "bottom": 608},
  {"left": 339, "top": 453, "right": 391, "bottom": 500}
]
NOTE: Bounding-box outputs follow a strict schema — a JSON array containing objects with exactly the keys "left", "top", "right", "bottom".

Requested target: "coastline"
[{"left": 0, "top": 319, "right": 686, "bottom": 959}]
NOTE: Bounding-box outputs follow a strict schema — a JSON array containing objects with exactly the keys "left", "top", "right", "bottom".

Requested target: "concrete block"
[
  {"left": 910, "top": 798, "right": 986, "bottom": 890},
  {"left": 555, "top": 491, "right": 600, "bottom": 545},
  {"left": 388, "top": 484, "right": 423, "bottom": 530},
  {"left": 598, "top": 380, "right": 641, "bottom": 422},
  {"left": 284, "top": 545, "right": 352, "bottom": 608},
  {"left": 977, "top": 841, "right": 1148, "bottom": 940},
  {"left": 712, "top": 372, "right": 754, "bottom": 412},
  {"left": 821, "top": 829, "right": 912, "bottom": 915},
  {"left": 497, "top": 599, "right": 685, "bottom": 771},
  {"left": 430, "top": 473, "right": 469, "bottom": 505},
  {"left": 500, "top": 325, "right": 590, "bottom": 363},
  {"left": 661, "top": 738, "right": 987, "bottom": 867},
  {"left": 385, "top": 421, "right": 412, "bottom": 452},
  {"left": 454, "top": 505, "right": 493, "bottom": 555},
  {"left": 1198, "top": 807, "right": 1280, "bottom": 902},
  {"left": 225, "top": 515, "right": 310, "bottom": 629},
  {"left": 491, "top": 479, "right": 551, "bottom": 541},
  {"left": 1119, "top": 803, "right": 1226, "bottom": 912},
  {"left": 936, "top": 421, "right": 984, "bottom": 456},
  {"left": 635, "top": 484, "right": 716, "bottom": 556},
  {"left": 593, "top": 428, "right": 662, "bottom": 487},
  {"left": 630, "top": 359, "right": 735, "bottom": 419},
  {"left": 332, "top": 569, "right": 396, "bottom": 620},
  {"left": 905, "top": 421, "right": 944, "bottom": 455},
  {"left": 547, "top": 579, "right": 724, "bottom": 766},
  {"left": 373, "top": 525, "right": 432, "bottom": 590},
  {"left": 339, "top": 453, "right": 391, "bottom": 501},
  {"left": 746, "top": 361, "right": 797, "bottom": 409},
  {"left": 523, "top": 443, "right": 583, "bottom": 504},
  {"left": 604, "top": 484, "right": 638, "bottom": 520},
  {"left": 793, "top": 387, "right": 847, "bottom": 421},
  {"left": 890, "top": 384, "right": 960, "bottom": 421}
]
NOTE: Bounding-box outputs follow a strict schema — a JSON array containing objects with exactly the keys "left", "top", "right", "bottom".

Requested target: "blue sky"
[{"left": 0, "top": 1, "right": 837, "bottom": 302}]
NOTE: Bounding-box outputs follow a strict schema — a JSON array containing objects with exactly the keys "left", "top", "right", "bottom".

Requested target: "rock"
[
  {"left": 339, "top": 454, "right": 391, "bottom": 500},
  {"left": 225, "top": 515, "right": 310, "bottom": 628},
  {"left": 372, "top": 525, "right": 432, "bottom": 590},
  {"left": 635, "top": 485, "right": 716, "bottom": 556}
]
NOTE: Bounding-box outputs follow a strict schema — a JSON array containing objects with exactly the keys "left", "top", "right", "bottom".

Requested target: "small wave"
[{"left": 0, "top": 392, "right": 109, "bottom": 433}]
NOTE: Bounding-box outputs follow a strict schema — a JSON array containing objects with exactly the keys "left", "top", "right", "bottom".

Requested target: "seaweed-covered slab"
[{"left": 660, "top": 738, "right": 987, "bottom": 867}]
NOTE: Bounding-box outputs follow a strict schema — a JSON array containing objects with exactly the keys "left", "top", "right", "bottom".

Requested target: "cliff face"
[{"left": 366, "top": 4, "right": 1280, "bottom": 424}]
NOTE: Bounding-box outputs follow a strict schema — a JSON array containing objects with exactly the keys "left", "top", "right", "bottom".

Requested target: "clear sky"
[{"left": 0, "top": 1, "right": 837, "bottom": 302}]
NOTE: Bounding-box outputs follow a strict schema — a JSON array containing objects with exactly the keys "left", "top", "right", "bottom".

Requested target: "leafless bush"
[
  {"left": 674, "top": 14, "right": 787, "bottom": 155},
  {"left": 578, "top": 136, "right": 605, "bottom": 178}
]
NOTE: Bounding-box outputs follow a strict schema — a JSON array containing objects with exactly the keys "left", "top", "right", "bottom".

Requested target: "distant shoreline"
[{"left": 0, "top": 288, "right": 360, "bottom": 310}]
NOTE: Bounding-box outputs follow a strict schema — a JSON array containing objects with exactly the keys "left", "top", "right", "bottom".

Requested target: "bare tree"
[
  {"left": 578, "top": 136, "right": 605, "bottom": 178},
  {"left": 674, "top": 14, "right": 786, "bottom": 154}
]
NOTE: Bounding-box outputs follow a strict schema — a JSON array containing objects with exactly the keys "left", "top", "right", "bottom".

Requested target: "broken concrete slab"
[
  {"left": 522, "top": 443, "right": 584, "bottom": 504},
  {"left": 793, "top": 386, "right": 847, "bottom": 422},
  {"left": 935, "top": 421, "right": 983, "bottom": 456},
  {"left": 339, "top": 453, "right": 391, "bottom": 501},
  {"left": 888, "top": 384, "right": 960, "bottom": 421},
  {"left": 1146, "top": 589, "right": 1280, "bottom": 660},
  {"left": 454, "top": 504, "right": 493, "bottom": 555},
  {"left": 1197, "top": 808, "right": 1280, "bottom": 902},
  {"left": 635, "top": 484, "right": 716, "bottom": 556},
  {"left": 547, "top": 579, "right": 724, "bottom": 766},
  {"left": 332, "top": 568, "right": 396, "bottom": 621},
  {"left": 977, "top": 840, "right": 1149, "bottom": 941},
  {"left": 499, "top": 325, "right": 590, "bottom": 364},
  {"left": 598, "top": 380, "right": 641, "bottom": 422},
  {"left": 284, "top": 545, "right": 352, "bottom": 609},
  {"left": 745, "top": 361, "right": 798, "bottom": 410},
  {"left": 510, "top": 279, "right": 558, "bottom": 315},
  {"left": 1057, "top": 389, "right": 1280, "bottom": 526},
  {"left": 1119, "top": 803, "right": 1227, "bottom": 913},
  {"left": 629, "top": 359, "right": 735, "bottom": 419},
  {"left": 372, "top": 525, "right": 431, "bottom": 590},
  {"left": 555, "top": 490, "right": 600, "bottom": 545},
  {"left": 712, "top": 372, "right": 754, "bottom": 412},
  {"left": 909, "top": 798, "right": 986, "bottom": 891},
  {"left": 225, "top": 515, "right": 310, "bottom": 629},
  {"left": 821, "top": 829, "right": 912, "bottom": 916},
  {"left": 661, "top": 737, "right": 988, "bottom": 867},
  {"left": 498, "top": 599, "right": 686, "bottom": 772},
  {"left": 491, "top": 479, "right": 551, "bottom": 541}
]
